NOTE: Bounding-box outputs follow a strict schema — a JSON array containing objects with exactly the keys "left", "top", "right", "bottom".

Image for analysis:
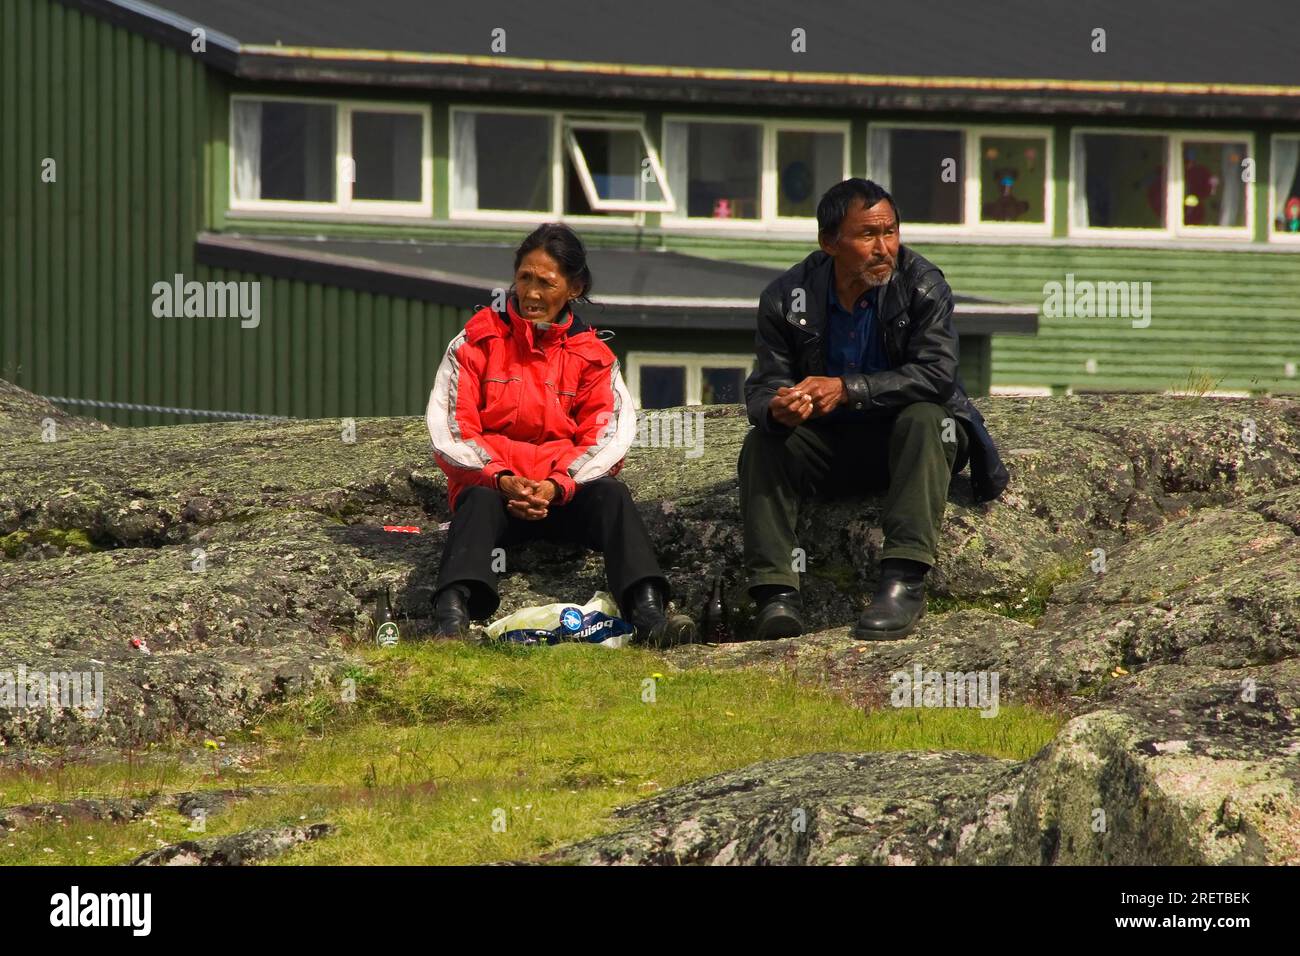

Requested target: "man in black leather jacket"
[{"left": 738, "top": 179, "right": 1009, "bottom": 641}]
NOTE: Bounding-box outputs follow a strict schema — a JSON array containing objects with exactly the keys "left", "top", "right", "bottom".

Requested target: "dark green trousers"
[{"left": 737, "top": 401, "right": 969, "bottom": 592}]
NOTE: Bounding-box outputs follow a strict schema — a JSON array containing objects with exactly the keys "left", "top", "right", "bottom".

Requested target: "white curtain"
[
  {"left": 452, "top": 112, "right": 478, "bottom": 211},
  {"left": 1072, "top": 135, "right": 1090, "bottom": 228},
  {"left": 1218, "top": 143, "right": 1245, "bottom": 227},
  {"left": 867, "top": 127, "right": 892, "bottom": 190},
  {"left": 663, "top": 120, "right": 688, "bottom": 215},
  {"left": 1271, "top": 138, "right": 1300, "bottom": 228},
  {"left": 233, "top": 101, "right": 262, "bottom": 200}
]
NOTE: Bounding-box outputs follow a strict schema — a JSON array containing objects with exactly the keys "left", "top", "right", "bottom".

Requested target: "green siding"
[
  {"left": 5, "top": 0, "right": 1296, "bottom": 430},
  {"left": 0, "top": 0, "right": 470, "bottom": 426},
  {"left": 2, "top": 0, "right": 211, "bottom": 424}
]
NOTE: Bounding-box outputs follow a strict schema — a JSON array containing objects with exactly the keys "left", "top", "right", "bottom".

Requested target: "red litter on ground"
[{"left": 383, "top": 526, "right": 421, "bottom": 533}]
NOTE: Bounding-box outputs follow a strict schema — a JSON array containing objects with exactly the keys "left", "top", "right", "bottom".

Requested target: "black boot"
[
  {"left": 432, "top": 583, "right": 471, "bottom": 639},
  {"left": 751, "top": 586, "right": 804, "bottom": 641},
  {"left": 625, "top": 580, "right": 697, "bottom": 649},
  {"left": 851, "top": 559, "right": 928, "bottom": 641}
]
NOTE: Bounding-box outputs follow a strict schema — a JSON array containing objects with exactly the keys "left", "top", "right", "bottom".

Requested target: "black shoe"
[
  {"left": 625, "top": 580, "right": 697, "bottom": 649},
  {"left": 432, "top": 584, "right": 471, "bottom": 639},
  {"left": 751, "top": 588, "right": 803, "bottom": 641},
  {"left": 851, "top": 574, "right": 926, "bottom": 641}
]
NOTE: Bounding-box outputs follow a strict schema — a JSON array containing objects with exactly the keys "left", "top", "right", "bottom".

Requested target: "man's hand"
[
  {"left": 498, "top": 475, "right": 557, "bottom": 520},
  {"left": 792, "top": 376, "right": 848, "bottom": 416},
  {"left": 769, "top": 386, "right": 815, "bottom": 427},
  {"left": 769, "top": 377, "right": 847, "bottom": 426}
]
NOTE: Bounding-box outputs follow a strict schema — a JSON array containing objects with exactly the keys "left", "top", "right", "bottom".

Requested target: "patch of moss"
[
  {"left": 0, "top": 527, "right": 99, "bottom": 558},
  {"left": 929, "top": 556, "right": 1089, "bottom": 625}
]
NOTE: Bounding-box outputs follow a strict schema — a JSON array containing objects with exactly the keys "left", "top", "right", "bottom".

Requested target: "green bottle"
[{"left": 375, "top": 586, "right": 401, "bottom": 648}]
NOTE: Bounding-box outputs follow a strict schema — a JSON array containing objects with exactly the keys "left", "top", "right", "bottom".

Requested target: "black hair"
[
  {"left": 816, "top": 178, "right": 901, "bottom": 241},
  {"left": 511, "top": 223, "right": 594, "bottom": 304}
]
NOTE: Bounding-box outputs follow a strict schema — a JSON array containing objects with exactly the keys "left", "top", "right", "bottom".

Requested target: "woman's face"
[{"left": 514, "top": 249, "right": 581, "bottom": 325}]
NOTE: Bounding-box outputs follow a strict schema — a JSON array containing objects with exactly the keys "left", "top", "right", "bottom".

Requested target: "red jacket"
[{"left": 426, "top": 296, "right": 637, "bottom": 510}]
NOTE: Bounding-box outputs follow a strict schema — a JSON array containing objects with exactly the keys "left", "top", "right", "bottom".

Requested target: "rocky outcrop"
[
  {"left": 2, "top": 380, "right": 1297, "bottom": 863},
  {"left": 130, "top": 823, "right": 333, "bottom": 866}
]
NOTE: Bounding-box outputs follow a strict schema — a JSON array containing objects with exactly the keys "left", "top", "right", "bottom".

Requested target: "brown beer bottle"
[{"left": 700, "top": 573, "right": 731, "bottom": 643}]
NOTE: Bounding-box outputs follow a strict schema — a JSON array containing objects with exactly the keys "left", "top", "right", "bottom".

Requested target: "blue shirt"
[{"left": 825, "top": 267, "right": 889, "bottom": 378}]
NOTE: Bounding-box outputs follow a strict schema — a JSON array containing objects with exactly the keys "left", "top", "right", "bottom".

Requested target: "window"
[
  {"left": 451, "top": 108, "right": 670, "bottom": 220},
  {"left": 1180, "top": 139, "right": 1248, "bottom": 230},
  {"left": 1074, "top": 133, "right": 1166, "bottom": 230},
  {"left": 1070, "top": 129, "right": 1254, "bottom": 238},
  {"left": 978, "top": 135, "right": 1047, "bottom": 224},
  {"left": 352, "top": 112, "right": 424, "bottom": 202},
  {"left": 776, "top": 130, "right": 845, "bottom": 219},
  {"left": 871, "top": 127, "right": 963, "bottom": 224},
  {"left": 867, "top": 124, "right": 1050, "bottom": 233},
  {"left": 662, "top": 118, "right": 848, "bottom": 225},
  {"left": 231, "top": 97, "right": 431, "bottom": 216},
  {"left": 665, "top": 120, "right": 762, "bottom": 220},
  {"left": 455, "top": 111, "right": 551, "bottom": 212},
  {"left": 1269, "top": 134, "right": 1300, "bottom": 239},
  {"left": 563, "top": 121, "right": 673, "bottom": 212},
  {"left": 626, "top": 353, "right": 754, "bottom": 408}
]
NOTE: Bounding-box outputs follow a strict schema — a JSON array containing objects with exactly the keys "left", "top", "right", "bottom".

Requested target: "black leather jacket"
[{"left": 743, "top": 245, "right": 1010, "bottom": 502}]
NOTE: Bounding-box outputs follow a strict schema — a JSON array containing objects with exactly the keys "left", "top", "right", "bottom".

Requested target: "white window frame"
[
  {"left": 865, "top": 121, "right": 1054, "bottom": 237},
  {"left": 625, "top": 351, "right": 755, "bottom": 409},
  {"left": 448, "top": 105, "right": 655, "bottom": 225},
  {"left": 1068, "top": 127, "right": 1255, "bottom": 240},
  {"left": 563, "top": 118, "right": 675, "bottom": 213},
  {"left": 1171, "top": 132, "right": 1255, "bottom": 239},
  {"left": 1267, "top": 133, "right": 1300, "bottom": 244},
  {"left": 659, "top": 115, "right": 851, "bottom": 231},
  {"left": 228, "top": 94, "right": 433, "bottom": 218}
]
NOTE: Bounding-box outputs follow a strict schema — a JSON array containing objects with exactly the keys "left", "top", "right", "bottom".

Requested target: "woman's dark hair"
[
  {"left": 816, "top": 178, "right": 901, "bottom": 241},
  {"left": 512, "top": 223, "right": 594, "bottom": 304}
]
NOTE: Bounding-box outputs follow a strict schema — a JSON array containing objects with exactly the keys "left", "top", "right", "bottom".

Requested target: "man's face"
[{"left": 820, "top": 198, "right": 900, "bottom": 289}]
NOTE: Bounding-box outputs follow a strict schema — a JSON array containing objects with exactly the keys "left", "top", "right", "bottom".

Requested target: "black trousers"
[
  {"left": 433, "top": 477, "right": 669, "bottom": 620},
  {"left": 737, "top": 401, "right": 969, "bottom": 592}
]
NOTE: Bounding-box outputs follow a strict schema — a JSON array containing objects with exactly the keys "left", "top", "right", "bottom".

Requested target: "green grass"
[{"left": 0, "top": 641, "right": 1064, "bottom": 865}]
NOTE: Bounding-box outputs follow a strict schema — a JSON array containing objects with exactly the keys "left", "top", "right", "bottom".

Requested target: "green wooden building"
[{"left": 3, "top": 0, "right": 1298, "bottom": 425}]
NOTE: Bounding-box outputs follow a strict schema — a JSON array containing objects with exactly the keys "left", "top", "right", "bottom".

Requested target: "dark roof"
[
  {"left": 73, "top": 0, "right": 1300, "bottom": 118},
  {"left": 195, "top": 233, "right": 1038, "bottom": 335}
]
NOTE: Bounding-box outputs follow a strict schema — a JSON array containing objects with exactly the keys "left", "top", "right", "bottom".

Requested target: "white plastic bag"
[{"left": 484, "top": 591, "right": 635, "bottom": 648}]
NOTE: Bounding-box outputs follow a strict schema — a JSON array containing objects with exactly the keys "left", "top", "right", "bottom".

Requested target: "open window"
[{"left": 563, "top": 120, "right": 674, "bottom": 212}]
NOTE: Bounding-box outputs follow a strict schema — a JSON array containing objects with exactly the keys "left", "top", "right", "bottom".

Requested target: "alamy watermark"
[
  {"left": 597, "top": 408, "right": 705, "bottom": 459},
  {"left": 152, "top": 274, "right": 261, "bottom": 328},
  {"left": 1042, "top": 274, "right": 1151, "bottom": 329},
  {"left": 890, "top": 664, "right": 1000, "bottom": 718},
  {"left": 0, "top": 665, "right": 104, "bottom": 717}
]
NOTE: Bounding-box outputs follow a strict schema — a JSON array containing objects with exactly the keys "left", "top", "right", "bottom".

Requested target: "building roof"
[
  {"left": 72, "top": 0, "right": 1300, "bottom": 118},
  {"left": 195, "top": 233, "right": 1039, "bottom": 334}
]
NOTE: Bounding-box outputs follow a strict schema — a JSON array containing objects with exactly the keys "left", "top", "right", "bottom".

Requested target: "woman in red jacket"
[{"left": 426, "top": 224, "right": 696, "bottom": 647}]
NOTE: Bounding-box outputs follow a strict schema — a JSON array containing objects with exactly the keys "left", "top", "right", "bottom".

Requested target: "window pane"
[
  {"left": 776, "top": 131, "right": 844, "bottom": 218},
  {"left": 1181, "top": 141, "right": 1247, "bottom": 228},
  {"left": 1079, "top": 134, "right": 1166, "bottom": 229},
  {"left": 669, "top": 122, "right": 761, "bottom": 219},
  {"left": 352, "top": 112, "right": 423, "bottom": 202},
  {"left": 563, "top": 129, "right": 635, "bottom": 218},
  {"left": 701, "top": 367, "right": 745, "bottom": 404},
  {"left": 979, "top": 136, "right": 1047, "bottom": 223},
  {"left": 567, "top": 126, "right": 665, "bottom": 207},
  {"left": 455, "top": 112, "right": 550, "bottom": 212},
  {"left": 639, "top": 366, "right": 686, "bottom": 409},
  {"left": 234, "top": 101, "right": 336, "bottom": 202},
  {"left": 1272, "top": 138, "right": 1300, "bottom": 233},
  {"left": 882, "top": 128, "right": 963, "bottom": 224}
]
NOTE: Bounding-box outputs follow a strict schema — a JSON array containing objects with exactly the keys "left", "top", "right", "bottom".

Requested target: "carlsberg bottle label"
[{"left": 376, "top": 621, "right": 400, "bottom": 647}]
